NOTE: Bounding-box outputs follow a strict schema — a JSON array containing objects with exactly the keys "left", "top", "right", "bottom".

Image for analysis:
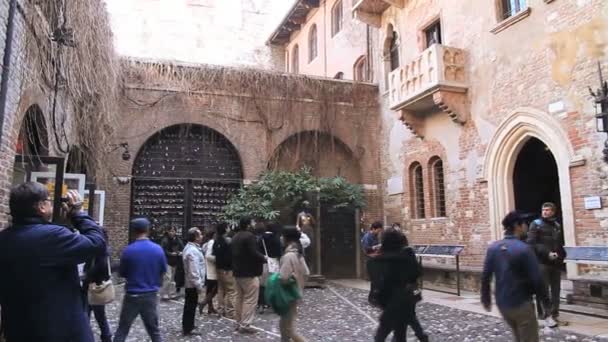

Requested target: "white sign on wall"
[
  {"left": 584, "top": 196, "right": 602, "bottom": 210},
  {"left": 387, "top": 176, "right": 404, "bottom": 195}
]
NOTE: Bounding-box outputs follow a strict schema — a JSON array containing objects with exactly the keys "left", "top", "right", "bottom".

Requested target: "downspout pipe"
[{"left": 0, "top": 0, "right": 18, "bottom": 145}]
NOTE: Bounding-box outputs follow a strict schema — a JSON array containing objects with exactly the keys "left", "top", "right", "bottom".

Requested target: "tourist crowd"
[
  {"left": 362, "top": 202, "right": 566, "bottom": 342},
  {"left": 0, "top": 181, "right": 566, "bottom": 342},
  {"left": 0, "top": 182, "right": 312, "bottom": 342}
]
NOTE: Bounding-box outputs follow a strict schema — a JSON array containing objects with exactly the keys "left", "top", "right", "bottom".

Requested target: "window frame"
[
  {"left": 353, "top": 55, "right": 368, "bottom": 82},
  {"left": 423, "top": 20, "right": 442, "bottom": 49},
  {"left": 429, "top": 157, "right": 447, "bottom": 218},
  {"left": 292, "top": 44, "right": 299, "bottom": 74},
  {"left": 389, "top": 31, "right": 399, "bottom": 72},
  {"left": 499, "top": 0, "right": 527, "bottom": 20},
  {"left": 308, "top": 24, "right": 318, "bottom": 63},
  {"left": 331, "top": 0, "right": 344, "bottom": 37},
  {"left": 410, "top": 162, "right": 426, "bottom": 219}
]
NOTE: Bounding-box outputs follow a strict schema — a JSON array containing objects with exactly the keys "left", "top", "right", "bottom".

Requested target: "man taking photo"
[{"left": 0, "top": 183, "right": 106, "bottom": 342}]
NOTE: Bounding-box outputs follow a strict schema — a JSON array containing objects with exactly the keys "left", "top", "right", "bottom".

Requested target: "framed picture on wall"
[
  {"left": 84, "top": 190, "right": 106, "bottom": 226},
  {"left": 30, "top": 172, "right": 86, "bottom": 200}
]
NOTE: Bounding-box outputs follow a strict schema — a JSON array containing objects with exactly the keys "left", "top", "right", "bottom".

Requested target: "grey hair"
[{"left": 186, "top": 227, "right": 201, "bottom": 242}]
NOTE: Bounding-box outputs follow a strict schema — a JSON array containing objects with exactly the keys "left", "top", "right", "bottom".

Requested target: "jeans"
[
  {"left": 499, "top": 301, "right": 539, "bottom": 342},
  {"left": 182, "top": 288, "right": 199, "bottom": 334},
  {"left": 538, "top": 264, "right": 561, "bottom": 319},
  {"left": 88, "top": 305, "right": 112, "bottom": 342},
  {"left": 113, "top": 292, "right": 162, "bottom": 342},
  {"left": 235, "top": 277, "right": 260, "bottom": 328}
]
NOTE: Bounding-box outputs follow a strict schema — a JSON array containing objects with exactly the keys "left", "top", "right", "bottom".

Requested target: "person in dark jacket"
[
  {"left": 231, "top": 216, "right": 267, "bottom": 334},
  {"left": 483, "top": 211, "right": 549, "bottom": 342},
  {"left": 368, "top": 228, "right": 427, "bottom": 342},
  {"left": 160, "top": 227, "right": 184, "bottom": 300},
  {"left": 526, "top": 202, "right": 566, "bottom": 327},
  {"left": 83, "top": 227, "right": 113, "bottom": 342},
  {"left": 213, "top": 222, "right": 237, "bottom": 319},
  {"left": 361, "top": 221, "right": 383, "bottom": 257},
  {"left": 0, "top": 183, "right": 106, "bottom": 342}
]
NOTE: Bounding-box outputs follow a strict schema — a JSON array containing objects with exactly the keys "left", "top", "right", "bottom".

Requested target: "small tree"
[{"left": 222, "top": 167, "right": 365, "bottom": 224}]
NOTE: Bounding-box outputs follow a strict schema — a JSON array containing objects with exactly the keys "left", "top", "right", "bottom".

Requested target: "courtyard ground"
[{"left": 92, "top": 281, "right": 608, "bottom": 342}]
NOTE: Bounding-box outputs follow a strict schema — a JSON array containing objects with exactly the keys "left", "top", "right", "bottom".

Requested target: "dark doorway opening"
[{"left": 513, "top": 137, "right": 562, "bottom": 222}]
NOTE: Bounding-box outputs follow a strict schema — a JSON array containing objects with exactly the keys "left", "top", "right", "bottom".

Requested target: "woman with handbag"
[
  {"left": 258, "top": 222, "right": 282, "bottom": 313},
  {"left": 84, "top": 227, "right": 114, "bottom": 342},
  {"left": 278, "top": 226, "right": 309, "bottom": 342},
  {"left": 367, "top": 228, "right": 428, "bottom": 342}
]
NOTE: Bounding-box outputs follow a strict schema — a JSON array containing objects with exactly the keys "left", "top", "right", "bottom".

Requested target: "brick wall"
[
  {"left": 371, "top": 0, "right": 608, "bottom": 285},
  {"left": 0, "top": 0, "right": 27, "bottom": 229},
  {"left": 102, "top": 61, "right": 383, "bottom": 256}
]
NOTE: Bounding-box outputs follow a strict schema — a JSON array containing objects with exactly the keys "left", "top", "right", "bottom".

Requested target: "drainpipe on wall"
[
  {"left": 323, "top": 0, "right": 328, "bottom": 77},
  {"left": 366, "top": 23, "right": 372, "bottom": 82},
  {"left": 0, "top": 0, "right": 18, "bottom": 145}
]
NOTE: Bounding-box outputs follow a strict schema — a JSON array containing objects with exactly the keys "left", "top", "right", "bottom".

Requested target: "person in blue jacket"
[
  {"left": 481, "top": 211, "right": 549, "bottom": 342},
  {"left": 0, "top": 182, "right": 107, "bottom": 342}
]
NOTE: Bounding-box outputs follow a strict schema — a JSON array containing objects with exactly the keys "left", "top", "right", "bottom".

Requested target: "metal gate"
[
  {"left": 321, "top": 207, "right": 357, "bottom": 279},
  {"left": 131, "top": 124, "right": 242, "bottom": 237}
]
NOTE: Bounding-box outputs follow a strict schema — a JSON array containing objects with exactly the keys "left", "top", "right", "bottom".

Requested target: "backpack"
[{"left": 212, "top": 236, "right": 231, "bottom": 269}]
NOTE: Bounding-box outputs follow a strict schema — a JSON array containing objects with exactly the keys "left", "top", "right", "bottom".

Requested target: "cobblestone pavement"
[{"left": 91, "top": 284, "right": 606, "bottom": 342}]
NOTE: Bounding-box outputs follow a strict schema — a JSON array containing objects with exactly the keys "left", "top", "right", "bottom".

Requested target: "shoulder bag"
[{"left": 87, "top": 257, "right": 115, "bottom": 305}]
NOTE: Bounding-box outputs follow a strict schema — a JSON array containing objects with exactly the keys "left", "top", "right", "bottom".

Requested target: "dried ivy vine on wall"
[
  {"left": 122, "top": 60, "right": 372, "bottom": 174},
  {"left": 21, "top": 0, "right": 119, "bottom": 179}
]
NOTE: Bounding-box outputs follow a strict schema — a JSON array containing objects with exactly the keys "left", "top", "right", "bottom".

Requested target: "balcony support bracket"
[
  {"left": 398, "top": 110, "right": 425, "bottom": 139},
  {"left": 432, "top": 90, "right": 468, "bottom": 125},
  {"left": 353, "top": 9, "right": 381, "bottom": 28}
]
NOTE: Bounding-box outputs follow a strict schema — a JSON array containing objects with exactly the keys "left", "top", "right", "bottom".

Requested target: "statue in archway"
[
  {"left": 296, "top": 201, "right": 316, "bottom": 272},
  {"left": 296, "top": 201, "right": 315, "bottom": 242}
]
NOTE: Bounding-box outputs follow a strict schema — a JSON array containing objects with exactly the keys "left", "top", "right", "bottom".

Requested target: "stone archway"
[
  {"left": 484, "top": 108, "right": 582, "bottom": 276},
  {"left": 269, "top": 131, "right": 361, "bottom": 279},
  {"left": 131, "top": 123, "right": 243, "bottom": 238},
  {"left": 268, "top": 130, "right": 362, "bottom": 183}
]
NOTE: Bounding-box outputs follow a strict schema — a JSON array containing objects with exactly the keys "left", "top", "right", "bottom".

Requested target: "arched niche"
[{"left": 268, "top": 130, "right": 362, "bottom": 184}]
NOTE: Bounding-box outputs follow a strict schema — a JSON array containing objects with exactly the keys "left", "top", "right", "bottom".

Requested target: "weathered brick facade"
[
  {"left": 101, "top": 61, "right": 383, "bottom": 260},
  {"left": 352, "top": 0, "right": 608, "bottom": 299}
]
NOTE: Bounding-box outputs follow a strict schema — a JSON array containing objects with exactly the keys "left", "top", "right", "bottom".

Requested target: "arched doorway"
[
  {"left": 13, "top": 105, "right": 49, "bottom": 185},
  {"left": 16, "top": 105, "right": 49, "bottom": 157},
  {"left": 484, "top": 108, "right": 580, "bottom": 276},
  {"left": 513, "top": 137, "right": 562, "bottom": 219},
  {"left": 131, "top": 124, "right": 243, "bottom": 238},
  {"left": 269, "top": 131, "right": 361, "bottom": 278}
]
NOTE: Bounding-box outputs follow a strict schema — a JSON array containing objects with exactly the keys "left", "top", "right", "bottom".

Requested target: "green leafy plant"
[{"left": 222, "top": 167, "right": 365, "bottom": 224}]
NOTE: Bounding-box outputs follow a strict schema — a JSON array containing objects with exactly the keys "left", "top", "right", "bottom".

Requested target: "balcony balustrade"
[{"left": 388, "top": 44, "right": 469, "bottom": 138}]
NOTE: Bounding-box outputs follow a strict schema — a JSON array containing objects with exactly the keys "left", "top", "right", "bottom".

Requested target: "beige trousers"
[
  {"left": 217, "top": 270, "right": 236, "bottom": 318},
  {"left": 280, "top": 302, "right": 307, "bottom": 342},
  {"left": 499, "top": 301, "right": 539, "bottom": 342},
  {"left": 234, "top": 276, "right": 260, "bottom": 327}
]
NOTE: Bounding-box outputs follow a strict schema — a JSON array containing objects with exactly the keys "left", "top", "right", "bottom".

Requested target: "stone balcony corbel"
[
  {"left": 352, "top": 0, "right": 405, "bottom": 28},
  {"left": 389, "top": 44, "right": 469, "bottom": 137}
]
